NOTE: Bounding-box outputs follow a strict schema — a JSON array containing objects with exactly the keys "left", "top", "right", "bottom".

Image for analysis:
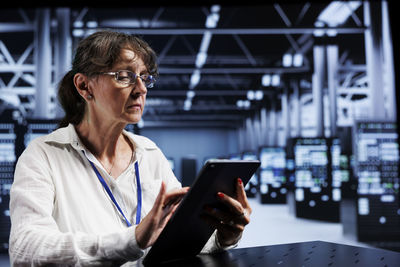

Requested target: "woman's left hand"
[{"left": 202, "top": 178, "right": 252, "bottom": 247}]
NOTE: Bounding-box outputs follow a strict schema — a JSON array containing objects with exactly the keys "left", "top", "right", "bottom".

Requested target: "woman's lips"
[{"left": 127, "top": 104, "right": 142, "bottom": 110}]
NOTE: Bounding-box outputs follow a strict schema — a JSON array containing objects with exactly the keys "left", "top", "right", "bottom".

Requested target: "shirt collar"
[
  {"left": 44, "top": 123, "right": 158, "bottom": 152},
  {"left": 44, "top": 123, "right": 81, "bottom": 149}
]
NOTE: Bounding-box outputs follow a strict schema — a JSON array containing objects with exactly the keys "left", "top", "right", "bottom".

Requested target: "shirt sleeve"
[
  {"left": 158, "top": 148, "right": 182, "bottom": 192},
  {"left": 200, "top": 230, "right": 239, "bottom": 254},
  {"left": 9, "top": 142, "right": 144, "bottom": 266}
]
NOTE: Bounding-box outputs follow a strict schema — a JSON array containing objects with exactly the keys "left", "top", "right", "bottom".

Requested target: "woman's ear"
[{"left": 73, "top": 73, "right": 93, "bottom": 101}]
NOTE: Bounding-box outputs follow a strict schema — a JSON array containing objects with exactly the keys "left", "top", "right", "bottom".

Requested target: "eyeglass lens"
[{"left": 116, "top": 71, "right": 155, "bottom": 88}]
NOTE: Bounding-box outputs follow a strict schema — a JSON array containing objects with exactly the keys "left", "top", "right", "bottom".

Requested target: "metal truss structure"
[{"left": 0, "top": 2, "right": 396, "bottom": 140}]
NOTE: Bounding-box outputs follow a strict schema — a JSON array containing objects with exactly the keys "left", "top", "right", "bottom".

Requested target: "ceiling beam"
[
  {"left": 143, "top": 114, "right": 245, "bottom": 121},
  {"left": 0, "top": 23, "right": 34, "bottom": 32},
  {"left": 140, "top": 120, "right": 241, "bottom": 128},
  {"left": 83, "top": 27, "right": 366, "bottom": 35},
  {"left": 158, "top": 66, "right": 310, "bottom": 74},
  {"left": 147, "top": 90, "right": 275, "bottom": 97},
  {"left": 146, "top": 104, "right": 256, "bottom": 111}
]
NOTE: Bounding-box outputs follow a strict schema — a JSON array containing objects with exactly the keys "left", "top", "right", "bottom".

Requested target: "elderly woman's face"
[{"left": 89, "top": 48, "right": 148, "bottom": 124}]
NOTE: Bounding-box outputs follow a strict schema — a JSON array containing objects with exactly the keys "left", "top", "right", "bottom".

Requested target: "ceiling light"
[
  {"left": 313, "top": 21, "right": 325, "bottom": 37},
  {"left": 206, "top": 13, "right": 220, "bottom": 28},
  {"left": 184, "top": 99, "right": 192, "bottom": 111},
  {"left": 195, "top": 52, "right": 207, "bottom": 68},
  {"left": 271, "top": 74, "right": 280, "bottom": 86},
  {"left": 72, "top": 29, "right": 84, "bottom": 37},
  {"left": 262, "top": 74, "right": 271, "bottom": 86},
  {"left": 327, "top": 29, "right": 337, "bottom": 36},
  {"left": 86, "top": 21, "right": 98, "bottom": 28},
  {"left": 317, "top": 1, "right": 361, "bottom": 27},
  {"left": 243, "top": 100, "right": 251, "bottom": 109},
  {"left": 186, "top": 90, "right": 195, "bottom": 99},
  {"left": 73, "top": 21, "right": 83, "bottom": 28},
  {"left": 293, "top": 53, "right": 303, "bottom": 67},
  {"left": 247, "top": 90, "right": 255, "bottom": 100},
  {"left": 211, "top": 5, "right": 220, "bottom": 13},
  {"left": 236, "top": 100, "right": 244, "bottom": 108},
  {"left": 283, "top": 53, "right": 292, "bottom": 67},
  {"left": 189, "top": 70, "right": 201, "bottom": 89},
  {"left": 255, "top": 90, "right": 264, "bottom": 100},
  {"left": 199, "top": 31, "right": 212, "bottom": 52}
]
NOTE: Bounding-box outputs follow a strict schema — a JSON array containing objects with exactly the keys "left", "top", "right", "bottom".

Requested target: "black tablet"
[{"left": 142, "top": 159, "right": 261, "bottom": 266}]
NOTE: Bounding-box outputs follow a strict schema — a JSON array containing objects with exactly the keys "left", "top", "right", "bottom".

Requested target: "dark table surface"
[{"left": 137, "top": 240, "right": 400, "bottom": 267}]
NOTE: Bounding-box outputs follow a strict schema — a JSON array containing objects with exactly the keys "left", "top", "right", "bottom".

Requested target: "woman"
[{"left": 9, "top": 30, "right": 252, "bottom": 266}]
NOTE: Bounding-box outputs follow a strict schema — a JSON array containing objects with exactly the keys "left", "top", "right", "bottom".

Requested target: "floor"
[
  {"left": 237, "top": 198, "right": 372, "bottom": 249},
  {"left": 0, "top": 198, "right": 375, "bottom": 266}
]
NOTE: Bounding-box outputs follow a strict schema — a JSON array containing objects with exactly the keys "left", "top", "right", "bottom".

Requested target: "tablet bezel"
[{"left": 142, "top": 159, "right": 261, "bottom": 266}]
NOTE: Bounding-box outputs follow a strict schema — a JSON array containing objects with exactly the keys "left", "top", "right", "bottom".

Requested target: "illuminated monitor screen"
[
  {"left": 353, "top": 121, "right": 399, "bottom": 196},
  {"left": 24, "top": 121, "right": 58, "bottom": 147},
  {"left": 331, "top": 138, "right": 344, "bottom": 188},
  {"left": 294, "top": 138, "right": 329, "bottom": 192},
  {"left": 0, "top": 122, "right": 16, "bottom": 251},
  {"left": 259, "top": 147, "right": 286, "bottom": 188}
]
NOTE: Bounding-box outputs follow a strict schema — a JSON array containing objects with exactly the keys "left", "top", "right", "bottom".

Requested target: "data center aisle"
[{"left": 238, "top": 198, "right": 372, "bottom": 250}]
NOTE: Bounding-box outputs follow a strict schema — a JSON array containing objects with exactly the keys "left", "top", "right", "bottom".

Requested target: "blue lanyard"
[{"left": 83, "top": 151, "right": 142, "bottom": 226}]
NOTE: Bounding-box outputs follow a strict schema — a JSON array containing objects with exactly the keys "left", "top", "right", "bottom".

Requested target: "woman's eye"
[
  {"left": 117, "top": 76, "right": 130, "bottom": 82},
  {"left": 116, "top": 71, "right": 130, "bottom": 81}
]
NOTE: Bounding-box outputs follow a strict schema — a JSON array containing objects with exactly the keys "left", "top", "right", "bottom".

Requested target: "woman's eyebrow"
[{"left": 121, "top": 65, "right": 149, "bottom": 74}]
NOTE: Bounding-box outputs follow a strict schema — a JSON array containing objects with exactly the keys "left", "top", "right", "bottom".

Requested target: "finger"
[
  {"left": 163, "top": 187, "right": 189, "bottom": 207},
  {"left": 236, "top": 178, "right": 252, "bottom": 217},
  {"left": 200, "top": 213, "right": 243, "bottom": 234},
  {"left": 235, "top": 178, "right": 245, "bottom": 203},
  {"left": 153, "top": 181, "right": 167, "bottom": 211},
  {"left": 236, "top": 178, "right": 249, "bottom": 208},
  {"left": 217, "top": 192, "right": 245, "bottom": 217},
  {"left": 160, "top": 199, "right": 180, "bottom": 221},
  {"left": 165, "top": 187, "right": 189, "bottom": 201},
  {"left": 163, "top": 195, "right": 183, "bottom": 209},
  {"left": 203, "top": 205, "right": 249, "bottom": 226}
]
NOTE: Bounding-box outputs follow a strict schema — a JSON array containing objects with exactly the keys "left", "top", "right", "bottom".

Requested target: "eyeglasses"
[{"left": 98, "top": 70, "right": 156, "bottom": 88}]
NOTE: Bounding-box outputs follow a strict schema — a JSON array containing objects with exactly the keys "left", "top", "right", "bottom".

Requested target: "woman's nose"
[{"left": 134, "top": 77, "right": 148, "bottom": 95}]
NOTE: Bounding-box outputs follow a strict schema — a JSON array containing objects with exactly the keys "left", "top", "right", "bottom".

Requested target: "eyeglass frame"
[{"left": 94, "top": 70, "right": 157, "bottom": 88}]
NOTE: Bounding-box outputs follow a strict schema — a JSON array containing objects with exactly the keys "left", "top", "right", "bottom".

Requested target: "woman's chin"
[{"left": 125, "top": 114, "right": 143, "bottom": 124}]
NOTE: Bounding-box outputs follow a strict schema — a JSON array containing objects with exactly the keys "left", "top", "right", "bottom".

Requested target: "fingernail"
[
  {"left": 238, "top": 178, "right": 243, "bottom": 185},
  {"left": 217, "top": 192, "right": 224, "bottom": 199}
]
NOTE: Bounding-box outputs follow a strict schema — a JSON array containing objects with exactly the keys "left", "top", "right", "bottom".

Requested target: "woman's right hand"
[{"left": 135, "top": 181, "right": 189, "bottom": 249}]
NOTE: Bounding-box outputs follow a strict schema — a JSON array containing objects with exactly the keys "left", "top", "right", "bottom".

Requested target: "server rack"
[
  {"left": 258, "top": 146, "right": 287, "bottom": 204},
  {"left": 343, "top": 121, "right": 400, "bottom": 249},
  {"left": 293, "top": 137, "right": 342, "bottom": 222},
  {"left": 0, "top": 120, "right": 16, "bottom": 253}
]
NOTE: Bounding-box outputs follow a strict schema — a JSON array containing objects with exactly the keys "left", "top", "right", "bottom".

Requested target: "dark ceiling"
[{"left": 0, "top": 3, "right": 366, "bottom": 128}]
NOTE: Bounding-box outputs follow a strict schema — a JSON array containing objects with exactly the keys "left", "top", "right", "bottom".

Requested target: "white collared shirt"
[{"left": 8, "top": 124, "right": 222, "bottom": 266}]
